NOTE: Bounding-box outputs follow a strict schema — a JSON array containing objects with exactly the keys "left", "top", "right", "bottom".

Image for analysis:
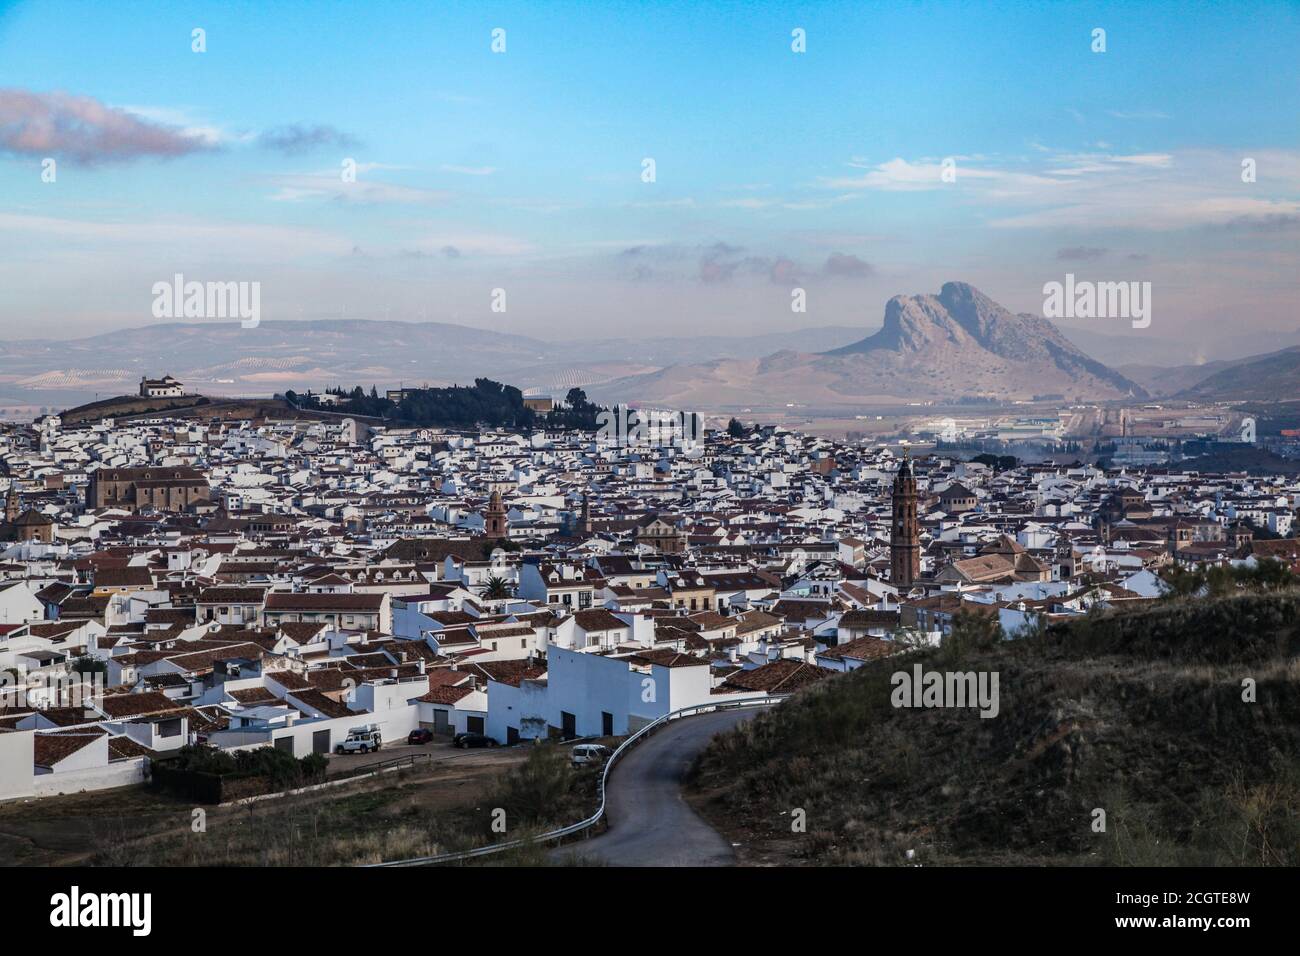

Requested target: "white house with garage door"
[
  {"left": 415, "top": 672, "right": 488, "bottom": 736},
  {"left": 204, "top": 675, "right": 426, "bottom": 756},
  {"left": 486, "top": 644, "right": 766, "bottom": 744}
]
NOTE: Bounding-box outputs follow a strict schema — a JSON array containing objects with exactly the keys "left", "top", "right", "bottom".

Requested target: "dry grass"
[
  {"left": 690, "top": 593, "right": 1300, "bottom": 866},
  {"left": 79, "top": 743, "right": 602, "bottom": 867}
]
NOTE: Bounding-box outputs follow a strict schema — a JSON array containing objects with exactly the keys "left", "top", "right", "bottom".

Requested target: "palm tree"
[{"left": 482, "top": 575, "right": 514, "bottom": 601}]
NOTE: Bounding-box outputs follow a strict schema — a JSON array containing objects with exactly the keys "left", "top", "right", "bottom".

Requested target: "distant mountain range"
[
  {"left": 2, "top": 283, "right": 1297, "bottom": 411},
  {"left": 588, "top": 282, "right": 1148, "bottom": 406},
  {"left": 0, "top": 319, "right": 864, "bottom": 409}
]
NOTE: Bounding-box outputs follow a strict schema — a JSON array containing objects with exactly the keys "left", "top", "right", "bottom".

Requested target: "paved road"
[{"left": 552, "top": 707, "right": 763, "bottom": 867}]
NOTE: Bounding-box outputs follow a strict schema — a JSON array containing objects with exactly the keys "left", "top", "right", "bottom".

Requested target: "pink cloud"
[{"left": 0, "top": 88, "right": 214, "bottom": 164}]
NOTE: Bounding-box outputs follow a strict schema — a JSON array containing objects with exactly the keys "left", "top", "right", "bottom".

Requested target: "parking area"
[{"left": 324, "top": 738, "right": 512, "bottom": 776}]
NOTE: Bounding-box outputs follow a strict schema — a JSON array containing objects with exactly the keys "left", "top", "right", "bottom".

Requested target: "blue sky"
[{"left": 1, "top": 0, "right": 1297, "bottom": 353}]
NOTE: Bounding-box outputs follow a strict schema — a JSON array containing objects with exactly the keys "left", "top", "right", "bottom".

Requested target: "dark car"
[
  {"left": 453, "top": 732, "right": 497, "bottom": 749},
  {"left": 408, "top": 728, "right": 434, "bottom": 745}
]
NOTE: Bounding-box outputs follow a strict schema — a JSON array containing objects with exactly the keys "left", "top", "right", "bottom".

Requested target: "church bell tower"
[
  {"left": 484, "top": 490, "right": 508, "bottom": 540},
  {"left": 890, "top": 453, "right": 920, "bottom": 587}
]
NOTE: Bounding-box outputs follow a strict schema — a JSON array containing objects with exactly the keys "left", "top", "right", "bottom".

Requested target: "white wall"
[
  {"left": 272, "top": 705, "right": 422, "bottom": 757},
  {"left": 0, "top": 582, "right": 44, "bottom": 624},
  {"left": 32, "top": 758, "right": 147, "bottom": 797},
  {"left": 0, "top": 730, "right": 34, "bottom": 800},
  {"left": 492, "top": 645, "right": 722, "bottom": 741}
]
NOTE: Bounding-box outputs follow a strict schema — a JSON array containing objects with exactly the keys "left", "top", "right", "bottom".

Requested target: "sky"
[{"left": 0, "top": 0, "right": 1297, "bottom": 360}]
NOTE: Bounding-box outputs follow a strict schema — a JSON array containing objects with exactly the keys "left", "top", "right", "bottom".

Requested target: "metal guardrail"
[
  {"left": 332, "top": 750, "right": 434, "bottom": 781},
  {"left": 366, "top": 695, "right": 786, "bottom": 867}
]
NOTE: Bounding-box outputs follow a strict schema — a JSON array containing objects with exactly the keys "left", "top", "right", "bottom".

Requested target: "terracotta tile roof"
[
  {"left": 276, "top": 621, "right": 328, "bottom": 644},
  {"left": 819, "top": 636, "right": 898, "bottom": 663},
  {"left": 34, "top": 731, "right": 103, "bottom": 767},
  {"left": 770, "top": 599, "right": 837, "bottom": 622},
  {"left": 97, "top": 691, "right": 184, "bottom": 719},
  {"left": 627, "top": 648, "right": 707, "bottom": 668},
  {"left": 734, "top": 610, "right": 782, "bottom": 634},
  {"left": 264, "top": 592, "right": 384, "bottom": 611},
  {"left": 108, "top": 736, "right": 155, "bottom": 760},
  {"left": 93, "top": 567, "right": 155, "bottom": 588},
  {"left": 839, "top": 608, "right": 900, "bottom": 628},
  {"left": 417, "top": 684, "right": 477, "bottom": 705},
  {"left": 722, "top": 659, "right": 833, "bottom": 693},
  {"left": 473, "top": 660, "right": 547, "bottom": 687},
  {"left": 264, "top": 669, "right": 312, "bottom": 691},
  {"left": 228, "top": 687, "right": 279, "bottom": 705},
  {"left": 287, "top": 689, "right": 354, "bottom": 718}
]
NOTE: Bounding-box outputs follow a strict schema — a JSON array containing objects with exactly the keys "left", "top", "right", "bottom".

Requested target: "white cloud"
[
  {"left": 406, "top": 233, "right": 537, "bottom": 256},
  {"left": 267, "top": 172, "right": 450, "bottom": 205},
  {"left": 821, "top": 148, "right": 1300, "bottom": 231},
  {"left": 0, "top": 212, "right": 350, "bottom": 257}
]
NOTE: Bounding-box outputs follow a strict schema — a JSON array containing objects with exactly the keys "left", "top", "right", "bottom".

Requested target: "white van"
[{"left": 571, "top": 743, "right": 611, "bottom": 768}]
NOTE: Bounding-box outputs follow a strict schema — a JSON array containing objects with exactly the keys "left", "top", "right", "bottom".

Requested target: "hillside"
[
  {"left": 1179, "top": 444, "right": 1300, "bottom": 476},
  {"left": 1116, "top": 345, "right": 1300, "bottom": 398},
  {"left": 593, "top": 282, "right": 1146, "bottom": 407},
  {"left": 690, "top": 594, "right": 1300, "bottom": 866},
  {"left": 58, "top": 393, "right": 210, "bottom": 425},
  {"left": 58, "top": 392, "right": 376, "bottom": 426},
  {"left": 1116, "top": 360, "right": 1234, "bottom": 397},
  {"left": 1175, "top": 346, "right": 1300, "bottom": 401}
]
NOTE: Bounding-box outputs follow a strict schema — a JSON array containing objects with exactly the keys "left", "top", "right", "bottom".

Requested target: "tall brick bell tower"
[
  {"left": 890, "top": 452, "right": 920, "bottom": 587},
  {"left": 484, "top": 490, "right": 508, "bottom": 541}
]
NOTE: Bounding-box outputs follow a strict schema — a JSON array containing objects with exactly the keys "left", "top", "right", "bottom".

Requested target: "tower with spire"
[
  {"left": 580, "top": 492, "right": 592, "bottom": 535},
  {"left": 890, "top": 452, "right": 920, "bottom": 587}
]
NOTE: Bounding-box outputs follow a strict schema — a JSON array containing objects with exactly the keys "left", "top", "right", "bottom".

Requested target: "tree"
[
  {"left": 68, "top": 655, "right": 106, "bottom": 675},
  {"left": 727, "top": 417, "right": 746, "bottom": 439},
  {"left": 1243, "top": 557, "right": 1293, "bottom": 591},
  {"left": 482, "top": 575, "right": 514, "bottom": 600},
  {"left": 544, "top": 387, "right": 604, "bottom": 431},
  {"left": 1158, "top": 564, "right": 1206, "bottom": 599},
  {"left": 1204, "top": 564, "right": 1237, "bottom": 598},
  {"left": 1243, "top": 517, "right": 1281, "bottom": 540},
  {"left": 939, "top": 606, "right": 1003, "bottom": 664}
]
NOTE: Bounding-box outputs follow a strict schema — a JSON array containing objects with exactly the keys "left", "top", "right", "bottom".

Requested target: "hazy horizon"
[{"left": 1, "top": 0, "right": 1297, "bottom": 360}]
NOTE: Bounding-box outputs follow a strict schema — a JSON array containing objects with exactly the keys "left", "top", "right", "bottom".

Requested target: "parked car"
[
  {"left": 453, "top": 732, "right": 497, "bottom": 749},
  {"left": 334, "top": 725, "right": 382, "bottom": 755},
  {"left": 571, "top": 743, "right": 611, "bottom": 768},
  {"left": 408, "top": 728, "right": 434, "bottom": 745}
]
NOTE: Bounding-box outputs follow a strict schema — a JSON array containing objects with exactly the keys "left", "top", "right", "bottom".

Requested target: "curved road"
[{"left": 552, "top": 707, "right": 764, "bottom": 867}]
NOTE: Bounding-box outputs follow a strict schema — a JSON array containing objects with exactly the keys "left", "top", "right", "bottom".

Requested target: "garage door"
[
  {"left": 312, "top": 729, "right": 331, "bottom": 754},
  {"left": 274, "top": 736, "right": 295, "bottom": 756}
]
